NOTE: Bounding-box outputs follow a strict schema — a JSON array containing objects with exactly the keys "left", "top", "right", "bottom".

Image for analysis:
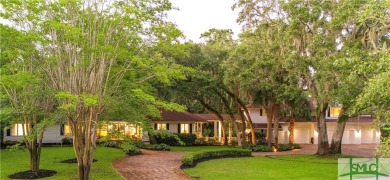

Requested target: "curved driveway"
[
  {"left": 112, "top": 144, "right": 378, "bottom": 180},
  {"left": 112, "top": 149, "right": 191, "bottom": 180}
]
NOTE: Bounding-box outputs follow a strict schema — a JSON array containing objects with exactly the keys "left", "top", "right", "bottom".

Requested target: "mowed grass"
[
  {"left": 0, "top": 146, "right": 125, "bottom": 180},
  {"left": 171, "top": 145, "right": 239, "bottom": 152},
  {"left": 183, "top": 154, "right": 357, "bottom": 180}
]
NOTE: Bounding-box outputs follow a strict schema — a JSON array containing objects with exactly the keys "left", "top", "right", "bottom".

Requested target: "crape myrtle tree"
[
  {"left": 1, "top": 0, "right": 187, "bottom": 179},
  {"left": 232, "top": 0, "right": 389, "bottom": 154},
  {"left": 0, "top": 24, "right": 56, "bottom": 173}
]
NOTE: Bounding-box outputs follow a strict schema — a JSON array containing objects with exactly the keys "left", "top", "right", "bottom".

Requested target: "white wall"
[
  {"left": 248, "top": 108, "right": 267, "bottom": 124},
  {"left": 312, "top": 122, "right": 379, "bottom": 145},
  {"left": 4, "top": 125, "right": 70, "bottom": 143}
]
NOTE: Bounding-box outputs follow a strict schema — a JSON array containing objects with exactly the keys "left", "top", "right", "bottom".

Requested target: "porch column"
[
  {"left": 218, "top": 121, "right": 222, "bottom": 141},
  {"left": 214, "top": 121, "right": 218, "bottom": 138}
]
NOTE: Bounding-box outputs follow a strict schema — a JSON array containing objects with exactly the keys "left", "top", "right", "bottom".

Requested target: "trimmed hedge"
[{"left": 181, "top": 149, "right": 252, "bottom": 166}]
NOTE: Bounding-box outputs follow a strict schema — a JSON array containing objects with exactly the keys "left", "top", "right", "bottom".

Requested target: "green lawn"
[
  {"left": 183, "top": 154, "right": 357, "bottom": 180},
  {"left": 0, "top": 146, "right": 125, "bottom": 180},
  {"left": 171, "top": 145, "right": 238, "bottom": 152}
]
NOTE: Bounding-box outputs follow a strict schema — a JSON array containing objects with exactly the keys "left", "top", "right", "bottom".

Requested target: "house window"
[
  {"left": 157, "top": 124, "right": 167, "bottom": 130},
  {"left": 328, "top": 107, "right": 342, "bottom": 118},
  {"left": 60, "top": 124, "right": 71, "bottom": 136},
  {"left": 180, "top": 124, "right": 190, "bottom": 133},
  {"left": 260, "top": 108, "right": 267, "bottom": 116},
  {"left": 11, "top": 124, "right": 27, "bottom": 136}
]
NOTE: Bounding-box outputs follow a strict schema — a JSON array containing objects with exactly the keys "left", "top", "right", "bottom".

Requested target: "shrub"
[
  {"left": 131, "top": 140, "right": 143, "bottom": 148},
  {"left": 230, "top": 139, "right": 238, "bottom": 146},
  {"left": 207, "top": 137, "right": 219, "bottom": 145},
  {"left": 252, "top": 145, "right": 273, "bottom": 152},
  {"left": 61, "top": 138, "right": 73, "bottom": 145},
  {"left": 241, "top": 143, "right": 256, "bottom": 150},
  {"left": 154, "top": 130, "right": 185, "bottom": 146},
  {"left": 101, "top": 140, "right": 121, "bottom": 148},
  {"left": 181, "top": 149, "right": 252, "bottom": 166},
  {"left": 194, "top": 138, "right": 207, "bottom": 145},
  {"left": 290, "top": 143, "right": 301, "bottom": 149},
  {"left": 176, "top": 133, "right": 197, "bottom": 146},
  {"left": 143, "top": 143, "right": 170, "bottom": 151},
  {"left": 277, "top": 143, "right": 301, "bottom": 151},
  {"left": 121, "top": 142, "right": 141, "bottom": 155}
]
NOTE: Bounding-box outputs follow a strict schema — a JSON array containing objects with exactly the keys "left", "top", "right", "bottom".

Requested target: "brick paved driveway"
[
  {"left": 112, "top": 144, "right": 379, "bottom": 180},
  {"left": 112, "top": 149, "right": 191, "bottom": 180}
]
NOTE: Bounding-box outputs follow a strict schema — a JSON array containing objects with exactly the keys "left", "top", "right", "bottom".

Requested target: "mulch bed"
[
  {"left": 60, "top": 158, "right": 98, "bottom": 163},
  {"left": 8, "top": 169, "right": 57, "bottom": 179}
]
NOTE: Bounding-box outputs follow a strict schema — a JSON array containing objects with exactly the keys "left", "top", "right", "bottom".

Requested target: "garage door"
[{"left": 294, "top": 127, "right": 310, "bottom": 144}]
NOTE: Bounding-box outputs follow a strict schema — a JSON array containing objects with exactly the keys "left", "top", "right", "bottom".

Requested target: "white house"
[
  {"left": 246, "top": 104, "right": 381, "bottom": 144},
  {"left": 3, "top": 110, "right": 208, "bottom": 144}
]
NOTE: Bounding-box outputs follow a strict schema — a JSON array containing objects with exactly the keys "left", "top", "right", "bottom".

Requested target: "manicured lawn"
[
  {"left": 171, "top": 145, "right": 238, "bottom": 152},
  {"left": 0, "top": 146, "right": 125, "bottom": 180},
  {"left": 183, "top": 154, "right": 358, "bottom": 180}
]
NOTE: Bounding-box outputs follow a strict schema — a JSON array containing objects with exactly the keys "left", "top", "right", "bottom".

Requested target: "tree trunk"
[
  {"left": 196, "top": 97, "right": 227, "bottom": 145},
  {"left": 273, "top": 104, "right": 281, "bottom": 148},
  {"left": 330, "top": 108, "right": 347, "bottom": 154},
  {"left": 71, "top": 107, "right": 98, "bottom": 180},
  {"left": 224, "top": 89, "right": 256, "bottom": 144},
  {"left": 317, "top": 105, "right": 330, "bottom": 155},
  {"left": 232, "top": 121, "right": 242, "bottom": 147},
  {"left": 219, "top": 120, "right": 228, "bottom": 145},
  {"left": 238, "top": 107, "right": 247, "bottom": 144},
  {"left": 265, "top": 103, "right": 274, "bottom": 147},
  {"left": 288, "top": 117, "right": 295, "bottom": 144}
]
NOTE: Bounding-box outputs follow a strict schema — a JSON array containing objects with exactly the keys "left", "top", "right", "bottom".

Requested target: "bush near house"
[
  {"left": 277, "top": 143, "right": 301, "bottom": 151},
  {"left": 154, "top": 130, "right": 185, "bottom": 146},
  {"left": 61, "top": 138, "right": 73, "bottom": 145},
  {"left": 143, "top": 143, "right": 171, "bottom": 151},
  {"left": 194, "top": 137, "right": 220, "bottom": 146},
  {"left": 181, "top": 149, "right": 252, "bottom": 166},
  {"left": 121, "top": 142, "right": 141, "bottom": 155},
  {"left": 242, "top": 143, "right": 300, "bottom": 152},
  {"left": 98, "top": 139, "right": 143, "bottom": 155},
  {"left": 242, "top": 143, "right": 273, "bottom": 152},
  {"left": 176, "top": 133, "right": 197, "bottom": 146}
]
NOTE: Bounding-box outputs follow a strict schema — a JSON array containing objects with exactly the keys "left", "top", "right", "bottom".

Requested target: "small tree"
[{"left": 0, "top": 24, "right": 55, "bottom": 172}]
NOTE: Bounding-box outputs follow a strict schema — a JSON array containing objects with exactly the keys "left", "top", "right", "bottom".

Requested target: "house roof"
[
  {"left": 193, "top": 114, "right": 231, "bottom": 121},
  {"left": 246, "top": 103, "right": 261, "bottom": 108},
  {"left": 151, "top": 110, "right": 208, "bottom": 123}
]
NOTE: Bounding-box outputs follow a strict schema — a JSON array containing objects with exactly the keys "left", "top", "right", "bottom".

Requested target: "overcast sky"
[{"left": 167, "top": 0, "right": 242, "bottom": 42}]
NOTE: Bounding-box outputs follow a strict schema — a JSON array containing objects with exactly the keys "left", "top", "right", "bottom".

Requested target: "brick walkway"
[
  {"left": 112, "top": 144, "right": 378, "bottom": 180},
  {"left": 112, "top": 149, "right": 191, "bottom": 180}
]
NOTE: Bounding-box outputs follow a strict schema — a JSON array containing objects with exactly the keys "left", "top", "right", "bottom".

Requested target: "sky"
[{"left": 167, "top": 0, "right": 242, "bottom": 42}]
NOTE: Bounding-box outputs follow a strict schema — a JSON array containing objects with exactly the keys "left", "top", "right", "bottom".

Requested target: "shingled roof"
[{"left": 151, "top": 110, "right": 208, "bottom": 122}]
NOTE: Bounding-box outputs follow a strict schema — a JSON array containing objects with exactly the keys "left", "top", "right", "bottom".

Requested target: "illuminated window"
[
  {"left": 180, "top": 124, "right": 190, "bottom": 133},
  {"left": 11, "top": 124, "right": 27, "bottom": 136},
  {"left": 60, "top": 124, "right": 71, "bottom": 136},
  {"left": 328, "top": 107, "right": 342, "bottom": 118},
  {"left": 157, "top": 124, "right": 167, "bottom": 130}
]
